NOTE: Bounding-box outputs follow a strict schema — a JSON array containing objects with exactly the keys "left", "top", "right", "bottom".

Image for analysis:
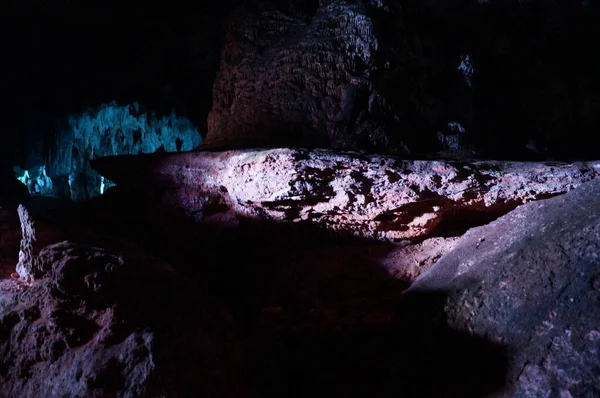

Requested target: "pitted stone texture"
[
  {"left": 408, "top": 178, "right": 600, "bottom": 396},
  {"left": 93, "top": 148, "right": 600, "bottom": 241}
]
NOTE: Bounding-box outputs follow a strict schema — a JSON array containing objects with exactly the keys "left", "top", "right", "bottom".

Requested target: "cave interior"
[{"left": 1, "top": 0, "right": 599, "bottom": 396}]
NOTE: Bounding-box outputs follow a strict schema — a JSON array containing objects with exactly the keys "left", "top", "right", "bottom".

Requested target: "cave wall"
[
  {"left": 206, "top": 0, "right": 449, "bottom": 153},
  {"left": 2, "top": 0, "right": 600, "bottom": 173},
  {"left": 14, "top": 103, "right": 201, "bottom": 201},
  {"left": 206, "top": 0, "right": 600, "bottom": 159}
]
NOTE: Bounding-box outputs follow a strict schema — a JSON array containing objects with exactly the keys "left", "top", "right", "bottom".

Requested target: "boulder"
[
  {"left": 407, "top": 178, "right": 600, "bottom": 396},
  {"left": 0, "top": 224, "right": 240, "bottom": 397}
]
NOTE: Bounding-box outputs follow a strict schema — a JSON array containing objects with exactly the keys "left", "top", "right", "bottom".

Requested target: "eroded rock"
[
  {"left": 407, "top": 178, "right": 600, "bottom": 396},
  {"left": 1, "top": 237, "right": 240, "bottom": 397},
  {"left": 380, "top": 236, "right": 459, "bottom": 280},
  {"left": 206, "top": 0, "right": 453, "bottom": 153},
  {"left": 14, "top": 205, "right": 66, "bottom": 285},
  {"left": 93, "top": 148, "right": 600, "bottom": 241},
  {"left": 15, "top": 205, "right": 44, "bottom": 283}
]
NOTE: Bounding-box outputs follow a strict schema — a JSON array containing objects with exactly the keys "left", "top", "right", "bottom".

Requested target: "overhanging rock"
[{"left": 92, "top": 148, "right": 600, "bottom": 241}]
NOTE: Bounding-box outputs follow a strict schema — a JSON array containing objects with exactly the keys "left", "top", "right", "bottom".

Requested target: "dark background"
[{"left": 2, "top": 0, "right": 600, "bottom": 164}]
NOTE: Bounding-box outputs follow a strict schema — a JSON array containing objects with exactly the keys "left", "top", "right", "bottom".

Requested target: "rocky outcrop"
[
  {"left": 93, "top": 148, "right": 600, "bottom": 241},
  {"left": 206, "top": 0, "right": 463, "bottom": 154},
  {"left": 406, "top": 178, "right": 600, "bottom": 396},
  {"left": 9, "top": 147, "right": 600, "bottom": 396},
  {"left": 12, "top": 205, "right": 65, "bottom": 285},
  {"left": 15, "top": 205, "right": 42, "bottom": 284},
  {"left": 0, "top": 232, "right": 240, "bottom": 397},
  {"left": 205, "top": 0, "right": 600, "bottom": 159}
]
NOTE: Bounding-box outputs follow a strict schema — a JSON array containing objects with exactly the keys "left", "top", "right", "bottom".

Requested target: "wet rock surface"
[{"left": 408, "top": 178, "right": 600, "bottom": 397}]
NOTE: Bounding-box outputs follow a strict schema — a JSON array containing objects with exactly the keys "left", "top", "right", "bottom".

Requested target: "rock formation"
[
  {"left": 15, "top": 205, "right": 42, "bottom": 284},
  {"left": 0, "top": 225, "right": 240, "bottom": 397},
  {"left": 3, "top": 1, "right": 600, "bottom": 396},
  {"left": 206, "top": 0, "right": 462, "bottom": 153},
  {"left": 204, "top": 0, "right": 600, "bottom": 159},
  {"left": 93, "top": 148, "right": 600, "bottom": 241},
  {"left": 406, "top": 178, "right": 600, "bottom": 396},
  {"left": 2, "top": 148, "right": 600, "bottom": 395}
]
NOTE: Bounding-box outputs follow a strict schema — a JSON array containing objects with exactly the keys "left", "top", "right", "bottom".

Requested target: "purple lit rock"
[
  {"left": 408, "top": 178, "right": 600, "bottom": 396},
  {"left": 93, "top": 148, "right": 600, "bottom": 241},
  {"left": 0, "top": 237, "right": 240, "bottom": 397}
]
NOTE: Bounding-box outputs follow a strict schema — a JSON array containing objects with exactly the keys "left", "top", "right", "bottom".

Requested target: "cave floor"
[{"left": 1, "top": 194, "right": 504, "bottom": 397}]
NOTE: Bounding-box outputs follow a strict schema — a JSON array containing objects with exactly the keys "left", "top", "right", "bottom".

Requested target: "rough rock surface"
[
  {"left": 93, "top": 148, "right": 600, "bottom": 241},
  {"left": 15, "top": 205, "right": 42, "bottom": 283},
  {"left": 7, "top": 146, "right": 600, "bottom": 396},
  {"left": 205, "top": 0, "right": 600, "bottom": 160},
  {"left": 6, "top": 0, "right": 600, "bottom": 167},
  {"left": 0, "top": 225, "right": 240, "bottom": 397},
  {"left": 206, "top": 0, "right": 458, "bottom": 153},
  {"left": 407, "top": 178, "right": 600, "bottom": 396},
  {"left": 21, "top": 190, "right": 505, "bottom": 397},
  {"left": 13, "top": 205, "right": 68, "bottom": 284}
]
